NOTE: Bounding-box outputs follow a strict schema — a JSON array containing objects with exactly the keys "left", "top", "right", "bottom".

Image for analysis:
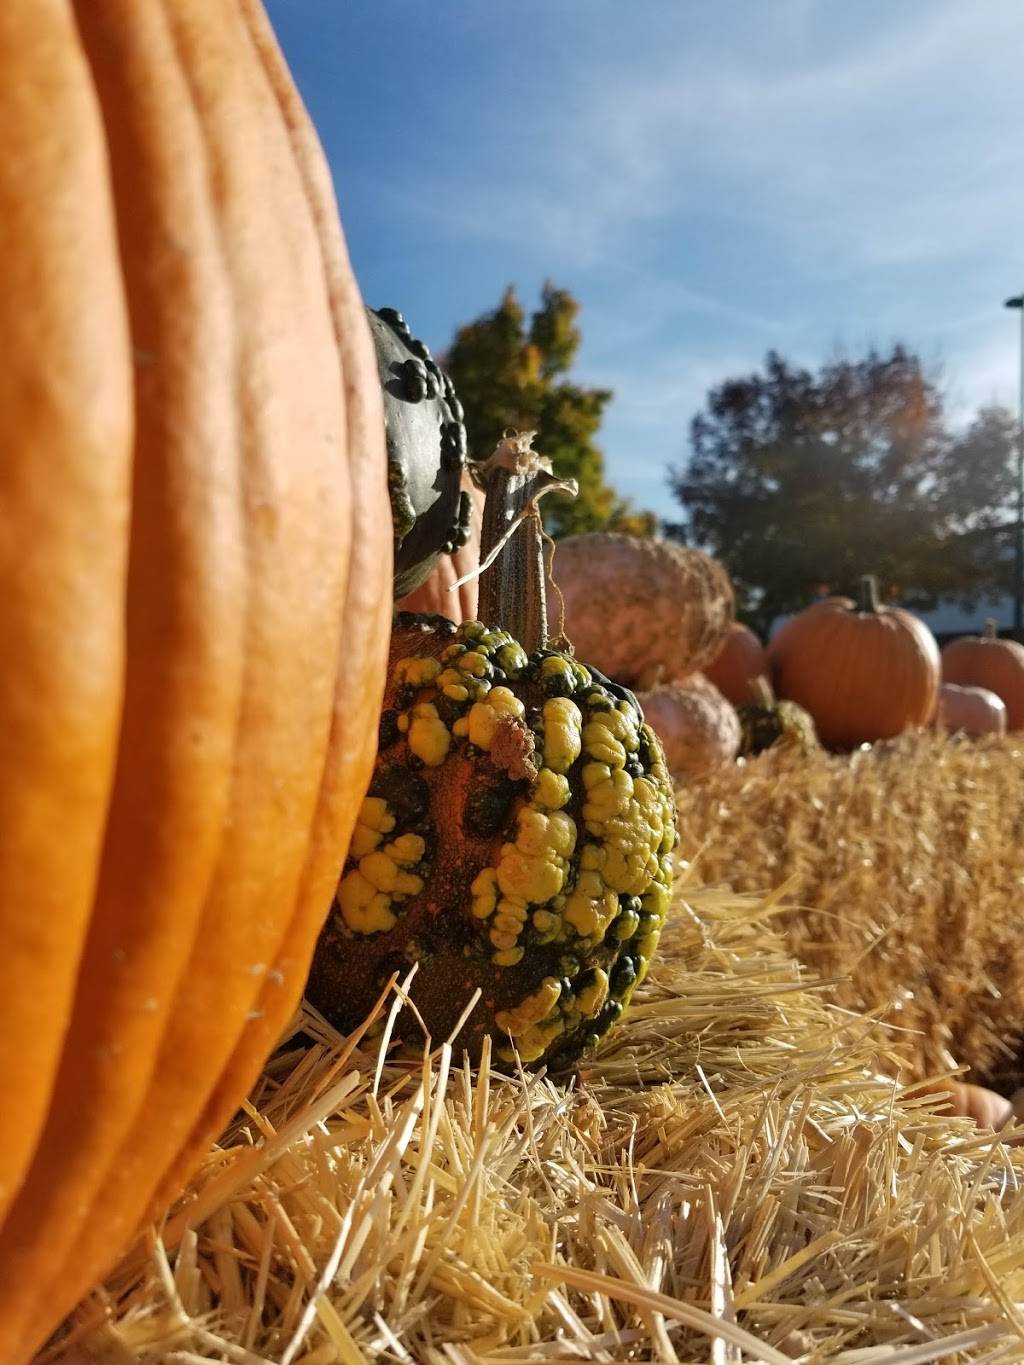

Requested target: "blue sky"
[{"left": 266, "top": 0, "right": 1024, "bottom": 524}]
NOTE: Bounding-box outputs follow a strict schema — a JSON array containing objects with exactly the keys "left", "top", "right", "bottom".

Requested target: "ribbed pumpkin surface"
[{"left": 0, "top": 3, "right": 390, "bottom": 1358}]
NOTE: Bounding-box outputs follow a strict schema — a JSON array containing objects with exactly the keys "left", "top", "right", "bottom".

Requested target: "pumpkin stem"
[
  {"left": 983, "top": 618, "right": 998, "bottom": 639},
  {"left": 857, "top": 574, "right": 882, "bottom": 615},
  {"left": 749, "top": 674, "right": 775, "bottom": 707},
  {"left": 476, "top": 430, "right": 578, "bottom": 653}
]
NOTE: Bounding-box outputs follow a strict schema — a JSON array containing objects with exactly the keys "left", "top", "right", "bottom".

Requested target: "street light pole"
[{"left": 1004, "top": 293, "right": 1024, "bottom": 634}]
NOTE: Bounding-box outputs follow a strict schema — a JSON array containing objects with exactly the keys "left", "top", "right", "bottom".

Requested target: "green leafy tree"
[
  {"left": 668, "top": 347, "right": 1017, "bottom": 636},
  {"left": 443, "top": 283, "right": 656, "bottom": 538}
]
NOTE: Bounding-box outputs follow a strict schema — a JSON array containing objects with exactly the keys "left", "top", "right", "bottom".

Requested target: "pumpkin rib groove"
[
  {"left": 0, "top": 2, "right": 380, "bottom": 1356},
  {"left": 0, "top": 2, "right": 253, "bottom": 1352},
  {"left": 57, "top": 0, "right": 347, "bottom": 1308},
  {"left": 129, "top": 0, "right": 393, "bottom": 1228},
  {"left": 0, "top": 0, "right": 133, "bottom": 1224},
  {"left": 0, "top": 5, "right": 390, "bottom": 1354},
  {"left": 143, "top": 0, "right": 392, "bottom": 1220}
]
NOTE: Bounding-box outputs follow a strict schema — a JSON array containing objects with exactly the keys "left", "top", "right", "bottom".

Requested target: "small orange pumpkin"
[
  {"left": 941, "top": 620, "right": 1024, "bottom": 731},
  {"left": 933, "top": 682, "right": 1007, "bottom": 738},
  {"left": 397, "top": 473, "right": 484, "bottom": 623},
  {"left": 769, "top": 575, "right": 940, "bottom": 749},
  {"left": 703, "top": 622, "right": 768, "bottom": 705}
]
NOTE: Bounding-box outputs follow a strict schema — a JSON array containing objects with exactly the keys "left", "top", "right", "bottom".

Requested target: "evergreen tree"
[{"left": 444, "top": 283, "right": 656, "bottom": 538}]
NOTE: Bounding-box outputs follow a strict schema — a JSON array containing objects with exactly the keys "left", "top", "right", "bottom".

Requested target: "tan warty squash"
[
  {"left": 636, "top": 675, "right": 741, "bottom": 780},
  {"left": 552, "top": 533, "right": 734, "bottom": 690}
]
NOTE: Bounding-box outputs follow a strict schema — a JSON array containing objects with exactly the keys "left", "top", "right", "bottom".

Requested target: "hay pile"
[
  {"left": 46, "top": 885, "right": 1024, "bottom": 1364},
  {"left": 674, "top": 733, "right": 1024, "bottom": 1089}
]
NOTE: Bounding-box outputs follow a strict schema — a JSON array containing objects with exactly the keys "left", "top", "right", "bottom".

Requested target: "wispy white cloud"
[
  {"left": 309, "top": 0, "right": 1024, "bottom": 514},
  {"left": 383, "top": 0, "right": 1024, "bottom": 282}
]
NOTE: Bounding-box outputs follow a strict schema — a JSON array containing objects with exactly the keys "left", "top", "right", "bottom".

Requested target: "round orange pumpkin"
[
  {"left": 397, "top": 472, "right": 485, "bottom": 623},
  {"left": 769, "top": 576, "right": 940, "bottom": 749},
  {"left": 702, "top": 622, "right": 768, "bottom": 705},
  {"left": 933, "top": 683, "right": 1007, "bottom": 738},
  {"left": 941, "top": 621, "right": 1024, "bottom": 731},
  {"left": 0, "top": 3, "right": 390, "bottom": 1359}
]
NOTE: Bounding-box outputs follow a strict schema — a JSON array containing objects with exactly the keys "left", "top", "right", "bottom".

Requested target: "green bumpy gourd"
[
  {"left": 737, "top": 697, "right": 819, "bottom": 757},
  {"left": 367, "top": 306, "right": 474, "bottom": 600},
  {"left": 307, "top": 615, "right": 678, "bottom": 1069}
]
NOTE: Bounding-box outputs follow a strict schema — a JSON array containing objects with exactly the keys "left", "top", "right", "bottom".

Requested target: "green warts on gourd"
[{"left": 308, "top": 432, "right": 678, "bottom": 1068}]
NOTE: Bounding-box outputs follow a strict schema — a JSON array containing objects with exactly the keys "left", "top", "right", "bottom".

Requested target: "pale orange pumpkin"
[
  {"left": 917, "top": 1079, "right": 1014, "bottom": 1132},
  {"left": 636, "top": 675, "right": 741, "bottom": 780},
  {"left": 769, "top": 576, "right": 940, "bottom": 750},
  {"left": 703, "top": 622, "right": 768, "bottom": 705},
  {"left": 941, "top": 620, "right": 1024, "bottom": 731},
  {"left": 0, "top": 3, "right": 391, "bottom": 1359},
  {"left": 397, "top": 472, "right": 485, "bottom": 623},
  {"left": 933, "top": 683, "right": 1007, "bottom": 738}
]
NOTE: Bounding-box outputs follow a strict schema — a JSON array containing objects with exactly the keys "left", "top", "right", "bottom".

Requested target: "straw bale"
[
  {"left": 42, "top": 882, "right": 1024, "bottom": 1364},
  {"left": 672, "top": 732, "right": 1024, "bottom": 1088}
]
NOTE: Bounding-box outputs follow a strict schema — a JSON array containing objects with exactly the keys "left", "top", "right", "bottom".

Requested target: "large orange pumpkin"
[
  {"left": 769, "top": 576, "right": 940, "bottom": 749},
  {"left": 941, "top": 621, "right": 1024, "bottom": 731},
  {"left": 0, "top": 3, "right": 390, "bottom": 1359},
  {"left": 702, "top": 622, "right": 768, "bottom": 705},
  {"left": 397, "top": 471, "right": 485, "bottom": 623}
]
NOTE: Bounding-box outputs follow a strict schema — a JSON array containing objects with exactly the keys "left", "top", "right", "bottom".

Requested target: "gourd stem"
[
  {"left": 476, "top": 431, "right": 578, "bottom": 654},
  {"left": 478, "top": 467, "right": 549, "bottom": 653},
  {"left": 857, "top": 574, "right": 882, "bottom": 615},
  {"left": 749, "top": 674, "right": 775, "bottom": 707},
  {"left": 983, "top": 618, "right": 998, "bottom": 639}
]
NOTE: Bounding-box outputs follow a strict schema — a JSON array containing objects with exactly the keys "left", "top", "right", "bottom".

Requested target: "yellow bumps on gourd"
[
  {"left": 564, "top": 881, "right": 618, "bottom": 939},
  {"left": 389, "top": 832, "right": 426, "bottom": 863},
  {"left": 337, "top": 870, "right": 395, "bottom": 935},
  {"left": 470, "top": 867, "right": 498, "bottom": 920},
  {"left": 582, "top": 765, "right": 633, "bottom": 830},
  {"left": 542, "top": 697, "right": 583, "bottom": 773},
  {"left": 456, "top": 648, "right": 489, "bottom": 677},
  {"left": 533, "top": 767, "right": 570, "bottom": 810},
  {"left": 393, "top": 655, "right": 442, "bottom": 689},
  {"left": 336, "top": 830, "right": 425, "bottom": 935},
  {"left": 538, "top": 655, "right": 578, "bottom": 689},
  {"left": 495, "top": 976, "right": 562, "bottom": 1037},
  {"left": 575, "top": 966, "right": 610, "bottom": 1018},
  {"left": 465, "top": 686, "right": 526, "bottom": 750},
  {"left": 582, "top": 721, "right": 627, "bottom": 769},
  {"left": 348, "top": 796, "right": 397, "bottom": 857},
  {"left": 495, "top": 807, "right": 577, "bottom": 907},
  {"left": 406, "top": 701, "right": 450, "bottom": 766}
]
